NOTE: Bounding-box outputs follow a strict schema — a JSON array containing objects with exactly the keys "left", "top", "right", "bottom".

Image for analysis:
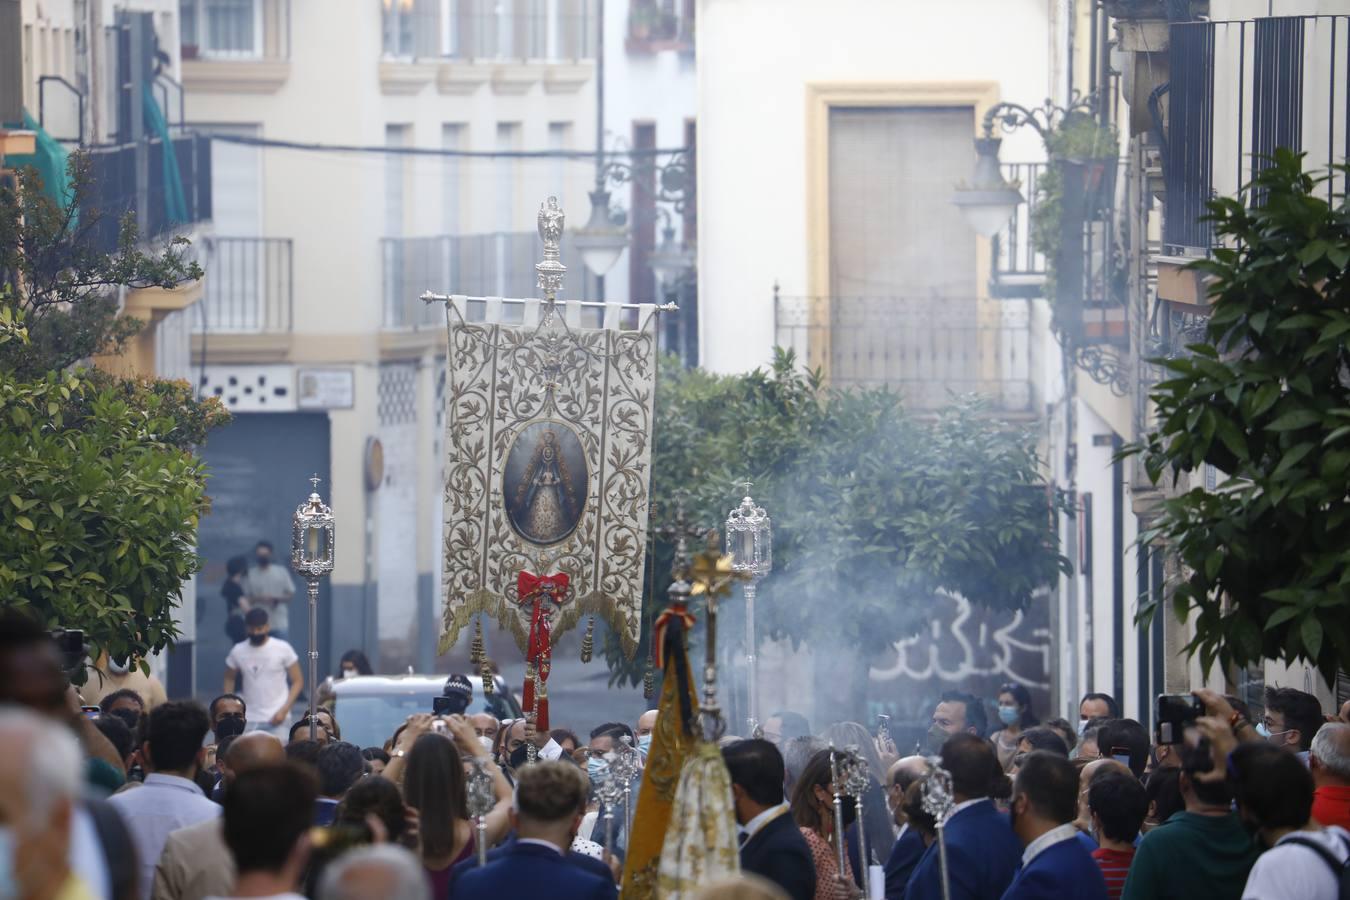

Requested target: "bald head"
[
  {"left": 1076, "top": 757, "right": 1130, "bottom": 825},
  {"left": 224, "top": 732, "right": 285, "bottom": 781},
  {"left": 636, "top": 710, "right": 658, "bottom": 738},
  {"left": 889, "top": 755, "right": 929, "bottom": 790}
]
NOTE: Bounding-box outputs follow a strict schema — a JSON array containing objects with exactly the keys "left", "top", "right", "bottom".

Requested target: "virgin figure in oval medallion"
[{"left": 503, "top": 421, "right": 588, "bottom": 545}]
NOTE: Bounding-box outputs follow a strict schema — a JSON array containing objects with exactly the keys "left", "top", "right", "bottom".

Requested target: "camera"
[
  {"left": 432, "top": 695, "right": 467, "bottom": 717},
  {"left": 1155, "top": 693, "right": 1203, "bottom": 745}
]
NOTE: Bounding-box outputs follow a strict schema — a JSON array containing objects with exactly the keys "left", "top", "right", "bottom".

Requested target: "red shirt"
[
  {"left": 1313, "top": 785, "right": 1350, "bottom": 830},
  {"left": 1091, "top": 846, "right": 1135, "bottom": 900}
]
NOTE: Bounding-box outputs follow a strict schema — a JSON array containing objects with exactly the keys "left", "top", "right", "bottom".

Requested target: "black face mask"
[
  {"left": 509, "top": 744, "right": 531, "bottom": 770},
  {"left": 215, "top": 715, "right": 246, "bottom": 740},
  {"left": 248, "top": 633, "right": 267, "bottom": 646},
  {"left": 256, "top": 555, "right": 270, "bottom": 568}
]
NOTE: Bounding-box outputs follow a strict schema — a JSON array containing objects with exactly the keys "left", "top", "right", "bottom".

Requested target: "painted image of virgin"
[{"left": 502, "top": 422, "right": 587, "bottom": 545}]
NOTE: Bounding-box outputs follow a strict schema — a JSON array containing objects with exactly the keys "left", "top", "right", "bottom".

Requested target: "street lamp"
[
  {"left": 572, "top": 187, "right": 629, "bottom": 279},
  {"left": 725, "top": 483, "right": 772, "bottom": 737},
  {"left": 291, "top": 475, "right": 334, "bottom": 741},
  {"left": 647, "top": 220, "right": 695, "bottom": 287},
  {"left": 951, "top": 135, "right": 1025, "bottom": 238}
]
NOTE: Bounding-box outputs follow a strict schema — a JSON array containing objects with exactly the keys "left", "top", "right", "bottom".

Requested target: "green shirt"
[{"left": 1121, "top": 811, "right": 1260, "bottom": 900}]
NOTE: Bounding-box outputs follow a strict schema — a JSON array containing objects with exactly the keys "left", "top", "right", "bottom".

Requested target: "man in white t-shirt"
[
  {"left": 1233, "top": 740, "right": 1350, "bottom": 900},
  {"left": 223, "top": 608, "right": 302, "bottom": 739}
]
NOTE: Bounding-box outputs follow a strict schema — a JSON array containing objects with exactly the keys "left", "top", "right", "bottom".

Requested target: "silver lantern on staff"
[
  {"left": 725, "top": 483, "right": 772, "bottom": 737},
  {"left": 292, "top": 475, "right": 335, "bottom": 741}
]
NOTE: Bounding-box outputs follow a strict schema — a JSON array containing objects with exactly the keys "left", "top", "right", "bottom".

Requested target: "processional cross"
[{"left": 420, "top": 197, "right": 677, "bottom": 761}]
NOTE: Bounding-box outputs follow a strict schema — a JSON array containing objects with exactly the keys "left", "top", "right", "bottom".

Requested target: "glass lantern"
[
  {"left": 725, "top": 487, "right": 772, "bottom": 579},
  {"left": 292, "top": 477, "right": 335, "bottom": 578}
]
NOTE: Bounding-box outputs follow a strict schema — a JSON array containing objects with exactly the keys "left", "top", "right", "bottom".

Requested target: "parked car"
[{"left": 326, "top": 673, "right": 522, "bottom": 750}]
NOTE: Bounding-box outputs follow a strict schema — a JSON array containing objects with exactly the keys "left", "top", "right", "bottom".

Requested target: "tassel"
[
  {"left": 580, "top": 615, "right": 594, "bottom": 663},
  {"left": 470, "top": 617, "right": 484, "bottom": 666},
  {"left": 480, "top": 657, "right": 494, "bottom": 695}
]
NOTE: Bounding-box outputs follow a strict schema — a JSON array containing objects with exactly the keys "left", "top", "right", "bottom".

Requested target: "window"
[
  {"left": 442, "top": 124, "right": 465, "bottom": 236},
  {"left": 382, "top": 0, "right": 437, "bottom": 58},
  {"left": 180, "top": 0, "right": 262, "bottom": 59}
]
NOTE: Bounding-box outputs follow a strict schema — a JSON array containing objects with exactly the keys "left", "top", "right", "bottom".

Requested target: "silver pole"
[
  {"left": 623, "top": 782, "right": 633, "bottom": 840},
  {"left": 829, "top": 749, "right": 847, "bottom": 889},
  {"left": 475, "top": 816, "right": 487, "bottom": 867},
  {"left": 936, "top": 823, "right": 951, "bottom": 900},
  {"left": 745, "top": 580, "right": 758, "bottom": 735},
  {"left": 856, "top": 788, "right": 870, "bottom": 899},
  {"left": 307, "top": 577, "right": 318, "bottom": 741}
]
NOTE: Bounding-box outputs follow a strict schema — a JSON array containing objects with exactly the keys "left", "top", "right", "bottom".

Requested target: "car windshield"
[{"left": 332, "top": 684, "right": 520, "bottom": 750}]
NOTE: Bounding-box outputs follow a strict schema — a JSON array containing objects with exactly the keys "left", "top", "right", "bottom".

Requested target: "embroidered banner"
[{"left": 437, "top": 293, "right": 657, "bottom": 660}]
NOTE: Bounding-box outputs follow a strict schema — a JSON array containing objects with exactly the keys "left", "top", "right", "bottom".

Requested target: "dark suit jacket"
[
  {"left": 449, "top": 841, "right": 616, "bottom": 900},
  {"left": 904, "top": 800, "right": 1022, "bottom": 900},
  {"left": 885, "top": 826, "right": 926, "bottom": 900},
  {"left": 740, "top": 811, "right": 816, "bottom": 900},
  {"left": 999, "top": 835, "right": 1109, "bottom": 900},
  {"left": 447, "top": 834, "right": 614, "bottom": 893}
]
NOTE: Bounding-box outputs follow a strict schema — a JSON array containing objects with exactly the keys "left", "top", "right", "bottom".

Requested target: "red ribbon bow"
[
  {"left": 518, "top": 571, "right": 569, "bottom": 731},
  {"left": 652, "top": 602, "right": 696, "bottom": 671}
]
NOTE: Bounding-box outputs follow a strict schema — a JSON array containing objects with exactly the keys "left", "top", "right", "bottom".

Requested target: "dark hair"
[
  {"left": 722, "top": 739, "right": 787, "bottom": 807},
  {"left": 99, "top": 688, "right": 145, "bottom": 715},
  {"left": 1018, "top": 727, "right": 1069, "bottom": 757},
  {"left": 768, "top": 710, "right": 813, "bottom": 742},
  {"left": 1144, "top": 766, "right": 1184, "bottom": 824},
  {"left": 316, "top": 741, "right": 365, "bottom": 798},
  {"left": 516, "top": 760, "right": 589, "bottom": 823},
  {"left": 315, "top": 708, "right": 340, "bottom": 740},
  {"left": 940, "top": 733, "right": 1004, "bottom": 800},
  {"left": 404, "top": 733, "right": 469, "bottom": 859},
  {"left": 1088, "top": 770, "right": 1149, "bottom": 843},
  {"left": 550, "top": 728, "right": 580, "bottom": 749},
  {"left": 1014, "top": 751, "right": 1079, "bottom": 825},
  {"left": 589, "top": 722, "right": 634, "bottom": 745},
  {"left": 997, "top": 684, "right": 1040, "bottom": 730},
  {"left": 361, "top": 747, "right": 390, "bottom": 765},
  {"left": 145, "top": 701, "right": 211, "bottom": 772},
  {"left": 1097, "top": 719, "right": 1150, "bottom": 777},
  {"left": 255, "top": 540, "right": 274, "bottom": 552},
  {"left": 209, "top": 693, "right": 247, "bottom": 720},
  {"left": 286, "top": 739, "right": 322, "bottom": 770},
  {"left": 1264, "top": 686, "right": 1324, "bottom": 751},
  {"left": 226, "top": 555, "right": 249, "bottom": 577},
  {"left": 338, "top": 650, "right": 373, "bottom": 676},
  {"left": 790, "top": 750, "right": 837, "bottom": 832},
  {"left": 1181, "top": 738, "right": 1232, "bottom": 806},
  {"left": 94, "top": 714, "right": 135, "bottom": 762},
  {"left": 1230, "top": 741, "right": 1315, "bottom": 829},
  {"left": 901, "top": 779, "right": 937, "bottom": 838},
  {"left": 1044, "top": 717, "right": 1078, "bottom": 753},
  {"left": 1080, "top": 693, "right": 1121, "bottom": 719},
  {"left": 939, "top": 691, "right": 988, "bottom": 736},
  {"left": 217, "top": 734, "right": 239, "bottom": 765},
  {"left": 290, "top": 716, "right": 331, "bottom": 743},
  {"left": 335, "top": 775, "right": 407, "bottom": 843},
  {"left": 224, "top": 764, "right": 318, "bottom": 874},
  {"left": 244, "top": 607, "right": 269, "bottom": 627}
]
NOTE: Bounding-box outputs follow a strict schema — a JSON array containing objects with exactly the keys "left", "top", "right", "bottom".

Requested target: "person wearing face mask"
[
  {"left": 788, "top": 748, "right": 853, "bottom": 900},
  {"left": 1258, "top": 686, "right": 1325, "bottom": 763},
  {"left": 208, "top": 695, "right": 248, "bottom": 744},
  {"left": 634, "top": 710, "right": 658, "bottom": 760},
  {"left": 990, "top": 684, "right": 1039, "bottom": 771},
  {"left": 903, "top": 733, "right": 1021, "bottom": 900},
  {"left": 222, "top": 608, "right": 303, "bottom": 739},
  {"left": 448, "top": 761, "right": 616, "bottom": 900},
  {"left": 923, "top": 691, "right": 986, "bottom": 756},
  {"left": 1002, "top": 751, "right": 1108, "bottom": 900},
  {"left": 241, "top": 540, "right": 296, "bottom": 640},
  {"left": 82, "top": 651, "right": 168, "bottom": 712},
  {"left": 499, "top": 718, "right": 567, "bottom": 772},
  {"left": 0, "top": 707, "right": 93, "bottom": 900},
  {"left": 470, "top": 714, "right": 500, "bottom": 755},
  {"left": 337, "top": 650, "right": 373, "bottom": 680},
  {"left": 583, "top": 723, "right": 640, "bottom": 853}
]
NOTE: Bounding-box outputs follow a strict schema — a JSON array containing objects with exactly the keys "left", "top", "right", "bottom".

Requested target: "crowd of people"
[{"left": 6, "top": 609, "right": 1350, "bottom": 900}]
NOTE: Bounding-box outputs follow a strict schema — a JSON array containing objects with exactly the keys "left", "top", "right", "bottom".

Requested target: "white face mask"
[
  {"left": 478, "top": 735, "right": 494, "bottom": 752},
  {"left": 1077, "top": 719, "right": 1089, "bottom": 736},
  {"left": 341, "top": 668, "right": 357, "bottom": 679}
]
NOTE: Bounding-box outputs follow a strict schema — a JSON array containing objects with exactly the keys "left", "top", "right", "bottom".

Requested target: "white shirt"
[
  {"left": 224, "top": 637, "right": 299, "bottom": 722},
  {"left": 947, "top": 797, "right": 991, "bottom": 822},
  {"left": 241, "top": 564, "right": 295, "bottom": 632},
  {"left": 1021, "top": 823, "right": 1082, "bottom": 868},
  {"left": 1242, "top": 826, "right": 1350, "bottom": 900},
  {"left": 740, "top": 802, "right": 791, "bottom": 841},
  {"left": 517, "top": 837, "right": 566, "bottom": 855},
  {"left": 110, "top": 773, "right": 222, "bottom": 900}
]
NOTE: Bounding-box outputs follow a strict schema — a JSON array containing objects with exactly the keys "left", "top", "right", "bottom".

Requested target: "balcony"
[
  {"left": 380, "top": 0, "right": 594, "bottom": 95},
  {"left": 193, "top": 237, "right": 294, "bottom": 333},
  {"left": 774, "top": 295, "right": 1036, "bottom": 415},
  {"left": 989, "top": 162, "right": 1048, "bottom": 300},
  {"left": 381, "top": 232, "right": 587, "bottom": 329},
  {"left": 180, "top": 0, "right": 292, "bottom": 93},
  {"left": 626, "top": 0, "right": 693, "bottom": 54},
  {"left": 85, "top": 133, "right": 213, "bottom": 255}
]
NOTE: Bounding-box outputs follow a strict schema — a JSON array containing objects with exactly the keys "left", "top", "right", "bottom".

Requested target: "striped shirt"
[{"left": 1092, "top": 846, "right": 1135, "bottom": 899}]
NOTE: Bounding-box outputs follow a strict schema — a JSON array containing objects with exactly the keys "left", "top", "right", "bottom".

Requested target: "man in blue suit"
[
  {"left": 905, "top": 733, "right": 1022, "bottom": 900},
  {"left": 1001, "top": 751, "right": 1108, "bottom": 900},
  {"left": 884, "top": 756, "right": 930, "bottom": 899},
  {"left": 723, "top": 738, "right": 816, "bottom": 900},
  {"left": 450, "top": 760, "right": 616, "bottom": 900}
]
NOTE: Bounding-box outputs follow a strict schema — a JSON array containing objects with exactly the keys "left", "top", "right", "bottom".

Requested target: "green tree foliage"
[
  {"left": 1125, "top": 151, "right": 1350, "bottom": 684},
  {"left": 0, "top": 369, "right": 221, "bottom": 673},
  {"left": 0, "top": 155, "right": 201, "bottom": 379},
  {"left": 605, "top": 351, "right": 1069, "bottom": 694}
]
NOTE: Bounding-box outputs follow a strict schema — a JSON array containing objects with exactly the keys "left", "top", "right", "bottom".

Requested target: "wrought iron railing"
[
  {"left": 194, "top": 236, "right": 293, "bottom": 333},
  {"left": 85, "top": 133, "right": 213, "bottom": 254},
  {"left": 773, "top": 294, "right": 1037, "bottom": 414},
  {"left": 381, "top": 231, "right": 588, "bottom": 329},
  {"left": 990, "top": 162, "right": 1048, "bottom": 299}
]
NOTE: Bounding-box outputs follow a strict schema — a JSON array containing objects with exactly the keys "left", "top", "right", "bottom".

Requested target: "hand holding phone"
[{"left": 1155, "top": 694, "right": 1203, "bottom": 745}]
